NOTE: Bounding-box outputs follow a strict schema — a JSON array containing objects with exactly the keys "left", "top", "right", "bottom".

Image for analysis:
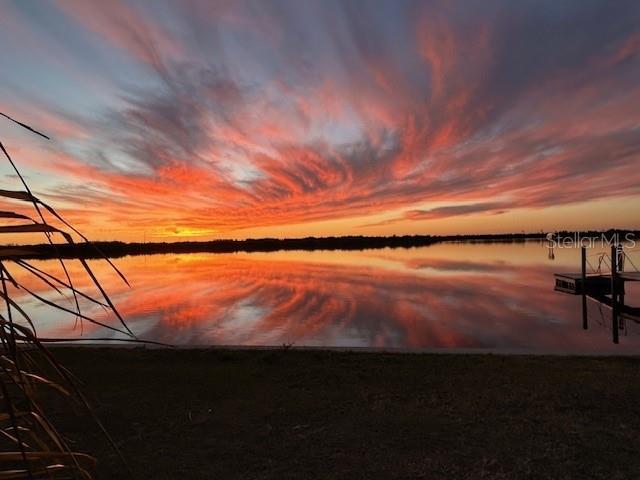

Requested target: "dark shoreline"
[
  {"left": 47, "top": 343, "right": 640, "bottom": 356},
  {"left": 46, "top": 347, "right": 640, "bottom": 479},
  {"left": 4, "top": 229, "right": 638, "bottom": 260}
]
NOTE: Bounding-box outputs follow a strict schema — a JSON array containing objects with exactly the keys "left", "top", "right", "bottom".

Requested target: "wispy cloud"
[{"left": 1, "top": 0, "right": 639, "bottom": 238}]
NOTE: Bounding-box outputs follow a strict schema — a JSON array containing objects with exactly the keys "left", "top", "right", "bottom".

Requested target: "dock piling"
[
  {"left": 581, "top": 246, "right": 588, "bottom": 330},
  {"left": 611, "top": 245, "right": 619, "bottom": 344}
]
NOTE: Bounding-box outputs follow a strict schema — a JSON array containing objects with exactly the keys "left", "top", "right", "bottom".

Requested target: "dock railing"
[{"left": 584, "top": 249, "right": 640, "bottom": 275}]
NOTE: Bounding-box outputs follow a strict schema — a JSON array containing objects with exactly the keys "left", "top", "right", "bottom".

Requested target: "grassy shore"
[{"left": 45, "top": 348, "right": 640, "bottom": 479}]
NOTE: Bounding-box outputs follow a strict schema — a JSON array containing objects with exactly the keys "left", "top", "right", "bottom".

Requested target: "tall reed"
[{"left": 0, "top": 111, "right": 134, "bottom": 479}]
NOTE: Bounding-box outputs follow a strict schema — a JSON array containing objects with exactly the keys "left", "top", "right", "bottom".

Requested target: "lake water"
[{"left": 13, "top": 241, "right": 640, "bottom": 354}]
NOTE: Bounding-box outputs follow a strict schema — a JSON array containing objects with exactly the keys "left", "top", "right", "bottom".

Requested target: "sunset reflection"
[{"left": 16, "top": 243, "right": 640, "bottom": 353}]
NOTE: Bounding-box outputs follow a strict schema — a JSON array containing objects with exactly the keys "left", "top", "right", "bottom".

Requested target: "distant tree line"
[{"left": 3, "top": 229, "right": 639, "bottom": 260}]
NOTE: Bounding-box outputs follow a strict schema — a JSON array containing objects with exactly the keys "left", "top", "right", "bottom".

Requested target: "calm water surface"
[{"left": 18, "top": 242, "right": 640, "bottom": 353}]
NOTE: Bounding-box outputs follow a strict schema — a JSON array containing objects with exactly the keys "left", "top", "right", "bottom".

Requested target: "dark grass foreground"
[{"left": 46, "top": 349, "right": 640, "bottom": 480}]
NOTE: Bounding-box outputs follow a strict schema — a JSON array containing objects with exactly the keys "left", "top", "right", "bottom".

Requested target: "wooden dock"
[
  {"left": 554, "top": 245, "right": 639, "bottom": 344},
  {"left": 553, "top": 273, "right": 617, "bottom": 295},
  {"left": 619, "top": 272, "right": 640, "bottom": 282}
]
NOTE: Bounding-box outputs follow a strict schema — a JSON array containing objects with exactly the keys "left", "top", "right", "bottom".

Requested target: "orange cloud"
[{"left": 2, "top": 0, "right": 640, "bottom": 240}]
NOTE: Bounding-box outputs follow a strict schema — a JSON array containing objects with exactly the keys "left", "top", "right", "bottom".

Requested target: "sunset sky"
[{"left": 1, "top": 0, "right": 639, "bottom": 242}]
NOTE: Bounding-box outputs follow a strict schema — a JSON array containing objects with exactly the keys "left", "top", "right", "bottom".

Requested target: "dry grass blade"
[
  {"left": 0, "top": 249, "right": 39, "bottom": 259},
  {"left": 33, "top": 337, "right": 170, "bottom": 347},
  {"left": 9, "top": 286, "right": 132, "bottom": 337},
  {"left": 0, "top": 191, "right": 35, "bottom": 203},
  {"left": 0, "top": 225, "right": 61, "bottom": 235},
  {"left": 0, "top": 113, "right": 49, "bottom": 140},
  {"left": 0, "top": 213, "right": 32, "bottom": 222},
  {"left": 0, "top": 142, "right": 85, "bottom": 330},
  {"left": 13, "top": 261, "right": 108, "bottom": 308},
  {"left": 1, "top": 111, "right": 137, "bottom": 478},
  {"left": 0, "top": 190, "right": 130, "bottom": 288}
]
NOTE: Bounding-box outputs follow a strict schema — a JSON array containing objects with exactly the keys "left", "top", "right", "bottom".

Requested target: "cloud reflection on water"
[{"left": 19, "top": 243, "right": 640, "bottom": 353}]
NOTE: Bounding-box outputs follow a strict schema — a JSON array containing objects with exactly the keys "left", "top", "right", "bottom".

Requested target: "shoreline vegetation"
[
  {"left": 4, "top": 229, "right": 639, "bottom": 260},
  {"left": 47, "top": 348, "right": 640, "bottom": 479}
]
